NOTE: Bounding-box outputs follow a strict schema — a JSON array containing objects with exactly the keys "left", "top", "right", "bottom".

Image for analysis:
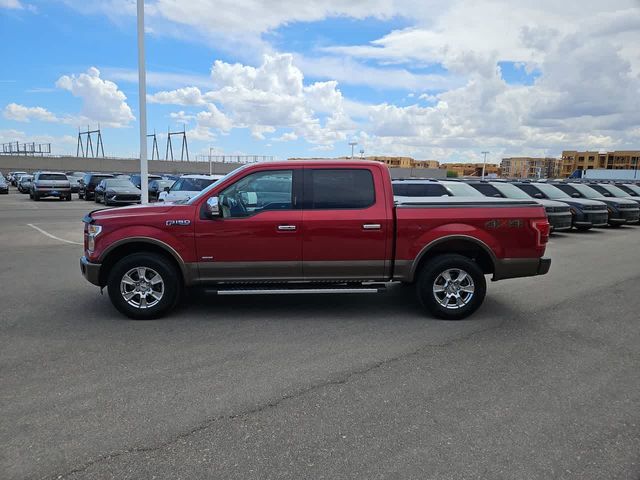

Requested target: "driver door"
[{"left": 194, "top": 168, "right": 303, "bottom": 281}]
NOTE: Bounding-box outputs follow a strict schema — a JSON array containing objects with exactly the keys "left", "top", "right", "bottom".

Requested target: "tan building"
[
  {"left": 501, "top": 157, "right": 561, "bottom": 179},
  {"left": 287, "top": 156, "right": 439, "bottom": 169},
  {"left": 440, "top": 163, "right": 500, "bottom": 177},
  {"left": 561, "top": 150, "right": 640, "bottom": 177}
]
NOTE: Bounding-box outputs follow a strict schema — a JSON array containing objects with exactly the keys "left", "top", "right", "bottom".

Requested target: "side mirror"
[
  {"left": 164, "top": 186, "right": 171, "bottom": 192},
  {"left": 533, "top": 193, "right": 543, "bottom": 199},
  {"left": 572, "top": 192, "right": 580, "bottom": 198},
  {"left": 205, "top": 196, "right": 220, "bottom": 217}
]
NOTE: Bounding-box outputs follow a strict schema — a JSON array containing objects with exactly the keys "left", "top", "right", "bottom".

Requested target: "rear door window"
[{"left": 308, "top": 169, "right": 375, "bottom": 209}]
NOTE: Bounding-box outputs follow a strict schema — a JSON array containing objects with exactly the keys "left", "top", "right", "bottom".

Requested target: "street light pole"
[
  {"left": 481, "top": 151, "right": 489, "bottom": 180},
  {"left": 349, "top": 140, "right": 357, "bottom": 159},
  {"left": 209, "top": 147, "right": 213, "bottom": 175},
  {"left": 137, "top": 0, "right": 149, "bottom": 204}
]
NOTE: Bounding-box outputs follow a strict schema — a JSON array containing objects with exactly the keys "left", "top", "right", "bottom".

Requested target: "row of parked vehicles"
[
  {"left": 392, "top": 178, "right": 640, "bottom": 230},
  {"left": 3, "top": 170, "right": 223, "bottom": 205}
]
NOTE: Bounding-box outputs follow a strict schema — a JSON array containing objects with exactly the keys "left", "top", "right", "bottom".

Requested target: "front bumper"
[
  {"left": 493, "top": 257, "right": 551, "bottom": 281},
  {"left": 80, "top": 256, "right": 102, "bottom": 286},
  {"left": 547, "top": 212, "right": 572, "bottom": 231}
]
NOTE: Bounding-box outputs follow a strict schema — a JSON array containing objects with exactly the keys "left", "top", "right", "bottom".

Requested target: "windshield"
[
  {"left": 187, "top": 165, "right": 251, "bottom": 204},
  {"left": 170, "top": 177, "right": 217, "bottom": 192},
  {"left": 491, "top": 183, "right": 531, "bottom": 199},
  {"left": 622, "top": 184, "right": 640, "bottom": 195},
  {"left": 533, "top": 183, "right": 571, "bottom": 198},
  {"left": 594, "top": 184, "right": 630, "bottom": 197},
  {"left": 105, "top": 179, "right": 136, "bottom": 188},
  {"left": 444, "top": 182, "right": 483, "bottom": 197},
  {"left": 569, "top": 183, "right": 605, "bottom": 198}
]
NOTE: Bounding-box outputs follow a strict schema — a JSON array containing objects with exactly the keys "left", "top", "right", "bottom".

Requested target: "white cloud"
[
  {"left": 3, "top": 103, "right": 58, "bottom": 123},
  {"left": 169, "top": 111, "right": 195, "bottom": 124},
  {"left": 0, "top": 0, "right": 23, "bottom": 8},
  {"left": 55, "top": 67, "right": 135, "bottom": 128},
  {"left": 148, "top": 86, "right": 207, "bottom": 105},
  {"left": 149, "top": 53, "right": 356, "bottom": 148}
]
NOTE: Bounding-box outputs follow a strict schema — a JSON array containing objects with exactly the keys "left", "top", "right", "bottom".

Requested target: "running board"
[{"left": 206, "top": 283, "right": 387, "bottom": 296}]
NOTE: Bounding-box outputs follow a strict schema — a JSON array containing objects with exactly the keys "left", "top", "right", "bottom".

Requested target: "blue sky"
[{"left": 1, "top": 0, "right": 638, "bottom": 163}]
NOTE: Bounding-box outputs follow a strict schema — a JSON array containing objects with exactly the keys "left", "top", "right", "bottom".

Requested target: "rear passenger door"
[{"left": 301, "top": 168, "right": 390, "bottom": 281}]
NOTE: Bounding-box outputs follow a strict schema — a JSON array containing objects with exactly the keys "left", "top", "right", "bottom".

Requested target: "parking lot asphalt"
[{"left": 1, "top": 190, "right": 639, "bottom": 480}]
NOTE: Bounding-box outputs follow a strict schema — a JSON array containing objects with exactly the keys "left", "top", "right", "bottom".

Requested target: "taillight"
[{"left": 531, "top": 219, "right": 550, "bottom": 247}]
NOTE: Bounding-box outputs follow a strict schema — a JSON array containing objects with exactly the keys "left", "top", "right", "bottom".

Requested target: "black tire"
[
  {"left": 575, "top": 225, "right": 591, "bottom": 231},
  {"left": 85, "top": 194, "right": 92, "bottom": 201},
  {"left": 33, "top": 193, "right": 40, "bottom": 201},
  {"left": 107, "top": 252, "right": 180, "bottom": 320},
  {"left": 416, "top": 254, "right": 486, "bottom": 320},
  {"left": 79, "top": 192, "right": 84, "bottom": 199}
]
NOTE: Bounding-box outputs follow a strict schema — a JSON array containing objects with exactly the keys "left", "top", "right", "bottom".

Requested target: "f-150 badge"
[{"left": 166, "top": 219, "right": 191, "bottom": 226}]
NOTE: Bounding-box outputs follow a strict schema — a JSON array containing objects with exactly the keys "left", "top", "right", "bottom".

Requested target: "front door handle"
[
  {"left": 362, "top": 223, "right": 381, "bottom": 230},
  {"left": 278, "top": 225, "right": 297, "bottom": 231}
]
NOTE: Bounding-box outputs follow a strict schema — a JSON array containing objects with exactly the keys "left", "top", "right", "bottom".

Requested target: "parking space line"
[{"left": 27, "top": 223, "right": 83, "bottom": 245}]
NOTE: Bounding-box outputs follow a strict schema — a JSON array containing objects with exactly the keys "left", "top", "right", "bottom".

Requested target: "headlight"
[
  {"left": 87, "top": 224, "right": 102, "bottom": 236},
  {"left": 87, "top": 224, "right": 102, "bottom": 252}
]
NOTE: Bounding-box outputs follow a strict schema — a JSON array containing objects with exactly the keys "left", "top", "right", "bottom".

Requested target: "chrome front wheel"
[{"left": 120, "top": 266, "right": 165, "bottom": 309}]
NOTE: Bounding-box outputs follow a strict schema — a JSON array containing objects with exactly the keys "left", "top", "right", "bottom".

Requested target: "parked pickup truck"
[{"left": 80, "top": 161, "right": 551, "bottom": 320}]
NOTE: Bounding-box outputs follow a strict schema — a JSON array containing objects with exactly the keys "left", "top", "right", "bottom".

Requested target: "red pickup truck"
[{"left": 81, "top": 161, "right": 550, "bottom": 320}]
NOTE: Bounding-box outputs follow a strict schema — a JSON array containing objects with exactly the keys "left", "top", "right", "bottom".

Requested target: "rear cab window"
[{"left": 307, "top": 169, "right": 375, "bottom": 209}]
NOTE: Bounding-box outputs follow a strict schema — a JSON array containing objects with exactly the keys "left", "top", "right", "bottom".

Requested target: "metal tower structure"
[
  {"left": 165, "top": 125, "right": 189, "bottom": 161},
  {"left": 77, "top": 126, "right": 105, "bottom": 158}
]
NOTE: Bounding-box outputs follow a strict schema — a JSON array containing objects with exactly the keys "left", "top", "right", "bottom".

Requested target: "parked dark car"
[
  {"left": 587, "top": 183, "right": 640, "bottom": 219},
  {"left": 79, "top": 173, "right": 115, "bottom": 200},
  {"left": 94, "top": 178, "right": 142, "bottom": 206},
  {"left": 130, "top": 173, "right": 162, "bottom": 189},
  {"left": 512, "top": 182, "right": 608, "bottom": 231},
  {"left": 29, "top": 171, "right": 72, "bottom": 201},
  {"left": 148, "top": 179, "right": 175, "bottom": 201},
  {"left": 551, "top": 182, "right": 640, "bottom": 226},
  {"left": 0, "top": 176, "right": 8, "bottom": 194},
  {"left": 9, "top": 171, "right": 28, "bottom": 186},
  {"left": 616, "top": 183, "right": 640, "bottom": 198},
  {"left": 17, "top": 174, "right": 34, "bottom": 193},
  {"left": 466, "top": 180, "right": 572, "bottom": 232},
  {"left": 65, "top": 172, "right": 85, "bottom": 194}
]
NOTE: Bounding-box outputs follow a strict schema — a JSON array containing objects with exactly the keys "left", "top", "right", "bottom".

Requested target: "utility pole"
[
  {"left": 137, "top": 0, "right": 149, "bottom": 203},
  {"left": 209, "top": 147, "right": 213, "bottom": 175},
  {"left": 481, "top": 151, "right": 489, "bottom": 180}
]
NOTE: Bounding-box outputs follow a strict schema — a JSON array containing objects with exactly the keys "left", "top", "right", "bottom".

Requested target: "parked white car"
[{"left": 158, "top": 174, "right": 224, "bottom": 202}]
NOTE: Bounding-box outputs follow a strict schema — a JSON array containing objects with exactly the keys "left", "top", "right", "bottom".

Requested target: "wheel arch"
[
  {"left": 98, "top": 238, "right": 188, "bottom": 287},
  {"left": 409, "top": 235, "right": 496, "bottom": 282}
]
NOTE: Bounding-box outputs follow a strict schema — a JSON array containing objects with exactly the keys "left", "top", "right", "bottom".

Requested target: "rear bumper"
[
  {"left": 493, "top": 257, "right": 551, "bottom": 281},
  {"left": 80, "top": 256, "right": 102, "bottom": 286}
]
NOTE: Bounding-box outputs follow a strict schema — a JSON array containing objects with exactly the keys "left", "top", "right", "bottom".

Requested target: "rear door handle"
[
  {"left": 362, "top": 223, "right": 381, "bottom": 230},
  {"left": 277, "top": 225, "right": 297, "bottom": 231}
]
